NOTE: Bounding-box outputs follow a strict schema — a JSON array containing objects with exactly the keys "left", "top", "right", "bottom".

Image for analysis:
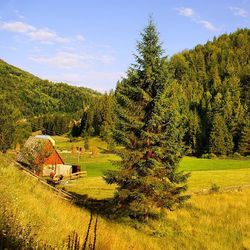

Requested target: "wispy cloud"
[
  {"left": 198, "top": 20, "right": 218, "bottom": 32},
  {"left": 228, "top": 7, "right": 248, "bottom": 18},
  {"left": 0, "top": 21, "right": 69, "bottom": 44},
  {"left": 46, "top": 71, "right": 125, "bottom": 92},
  {"left": 29, "top": 52, "right": 90, "bottom": 69},
  {"left": 175, "top": 7, "right": 219, "bottom": 31},
  {"left": 176, "top": 7, "right": 195, "bottom": 18},
  {"left": 29, "top": 50, "right": 115, "bottom": 69},
  {"left": 14, "top": 10, "right": 24, "bottom": 19},
  {"left": 76, "top": 34, "right": 85, "bottom": 42}
]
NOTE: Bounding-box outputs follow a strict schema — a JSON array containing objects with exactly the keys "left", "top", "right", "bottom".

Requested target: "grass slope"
[{"left": 0, "top": 154, "right": 250, "bottom": 249}]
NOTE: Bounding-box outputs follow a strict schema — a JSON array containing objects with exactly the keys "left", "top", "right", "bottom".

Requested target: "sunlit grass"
[
  {"left": 180, "top": 156, "right": 250, "bottom": 171},
  {"left": 1, "top": 154, "right": 250, "bottom": 249},
  {"left": 52, "top": 136, "right": 108, "bottom": 151}
]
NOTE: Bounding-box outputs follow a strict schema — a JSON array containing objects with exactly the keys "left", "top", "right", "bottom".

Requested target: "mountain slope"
[
  {"left": 0, "top": 59, "right": 100, "bottom": 116},
  {"left": 169, "top": 28, "right": 250, "bottom": 155}
]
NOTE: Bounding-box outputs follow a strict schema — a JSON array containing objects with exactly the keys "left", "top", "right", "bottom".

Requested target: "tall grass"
[{"left": 1, "top": 154, "right": 250, "bottom": 249}]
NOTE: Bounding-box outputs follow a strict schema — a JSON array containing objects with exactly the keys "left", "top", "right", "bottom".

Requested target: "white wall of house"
[{"left": 43, "top": 164, "right": 72, "bottom": 176}]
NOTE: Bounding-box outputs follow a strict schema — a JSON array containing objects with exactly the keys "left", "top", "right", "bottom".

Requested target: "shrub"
[
  {"left": 201, "top": 153, "right": 217, "bottom": 159},
  {"left": 232, "top": 152, "right": 242, "bottom": 159},
  {"left": 210, "top": 183, "right": 220, "bottom": 193}
]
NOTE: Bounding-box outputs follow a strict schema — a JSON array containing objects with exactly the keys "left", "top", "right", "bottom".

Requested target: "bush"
[
  {"left": 201, "top": 153, "right": 217, "bottom": 159},
  {"left": 210, "top": 183, "right": 220, "bottom": 193},
  {"left": 84, "top": 139, "right": 90, "bottom": 151},
  {"left": 233, "top": 152, "right": 242, "bottom": 159}
]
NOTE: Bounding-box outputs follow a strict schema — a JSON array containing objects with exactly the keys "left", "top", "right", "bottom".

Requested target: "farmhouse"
[{"left": 17, "top": 135, "right": 73, "bottom": 177}]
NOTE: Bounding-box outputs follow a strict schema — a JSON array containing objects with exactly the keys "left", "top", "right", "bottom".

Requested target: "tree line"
[
  {"left": 72, "top": 28, "right": 250, "bottom": 157},
  {"left": 169, "top": 29, "right": 249, "bottom": 156},
  {"left": 0, "top": 29, "right": 249, "bottom": 157}
]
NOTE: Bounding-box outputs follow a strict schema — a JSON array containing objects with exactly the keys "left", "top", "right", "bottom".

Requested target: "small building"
[{"left": 17, "top": 135, "right": 73, "bottom": 177}]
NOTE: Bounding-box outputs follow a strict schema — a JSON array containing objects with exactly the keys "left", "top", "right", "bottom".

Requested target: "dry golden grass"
[{"left": 1, "top": 154, "right": 250, "bottom": 249}]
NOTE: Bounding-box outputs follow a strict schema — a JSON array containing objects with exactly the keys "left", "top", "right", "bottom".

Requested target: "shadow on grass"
[{"left": 68, "top": 191, "right": 118, "bottom": 219}]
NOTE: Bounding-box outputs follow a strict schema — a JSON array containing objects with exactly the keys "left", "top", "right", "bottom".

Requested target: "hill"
[
  {"left": 170, "top": 28, "right": 250, "bottom": 156},
  {"left": 0, "top": 59, "right": 100, "bottom": 116},
  {"left": 0, "top": 153, "right": 250, "bottom": 249}
]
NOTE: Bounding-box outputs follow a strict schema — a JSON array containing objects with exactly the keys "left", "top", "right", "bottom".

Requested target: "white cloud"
[
  {"left": 76, "top": 34, "right": 85, "bottom": 42},
  {"left": 29, "top": 52, "right": 90, "bottom": 69},
  {"left": 176, "top": 7, "right": 195, "bottom": 17},
  {"left": 228, "top": 7, "right": 248, "bottom": 18},
  {"left": 46, "top": 71, "right": 125, "bottom": 92},
  {"left": 14, "top": 10, "right": 24, "bottom": 19},
  {"left": 29, "top": 28, "right": 69, "bottom": 43},
  {"left": 0, "top": 21, "right": 34, "bottom": 33},
  {"left": 175, "top": 7, "right": 219, "bottom": 32},
  {"left": 29, "top": 51, "right": 115, "bottom": 69},
  {"left": 198, "top": 20, "right": 218, "bottom": 31},
  {"left": 0, "top": 21, "right": 69, "bottom": 44}
]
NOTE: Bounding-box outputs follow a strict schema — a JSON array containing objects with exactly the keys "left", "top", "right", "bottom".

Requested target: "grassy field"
[
  {"left": 50, "top": 136, "right": 250, "bottom": 199},
  {"left": 4, "top": 135, "right": 249, "bottom": 248},
  {"left": 180, "top": 157, "right": 250, "bottom": 171},
  {"left": 0, "top": 153, "right": 250, "bottom": 249},
  {"left": 61, "top": 168, "right": 250, "bottom": 200},
  {"left": 59, "top": 151, "right": 250, "bottom": 177}
]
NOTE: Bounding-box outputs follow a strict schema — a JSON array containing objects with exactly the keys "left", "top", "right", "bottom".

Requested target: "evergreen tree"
[
  {"left": 238, "top": 120, "right": 250, "bottom": 156},
  {"left": 104, "top": 19, "right": 189, "bottom": 218},
  {"left": 0, "top": 95, "right": 21, "bottom": 152},
  {"left": 100, "top": 92, "right": 116, "bottom": 143},
  {"left": 209, "top": 113, "right": 233, "bottom": 155}
]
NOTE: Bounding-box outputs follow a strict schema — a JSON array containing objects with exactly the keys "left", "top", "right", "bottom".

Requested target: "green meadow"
[
  {"left": 1, "top": 151, "right": 250, "bottom": 249},
  {"left": 49, "top": 136, "right": 250, "bottom": 200},
  {"left": 1, "top": 135, "right": 250, "bottom": 249}
]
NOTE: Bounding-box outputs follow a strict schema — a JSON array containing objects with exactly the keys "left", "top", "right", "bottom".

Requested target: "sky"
[{"left": 0, "top": 0, "right": 249, "bottom": 92}]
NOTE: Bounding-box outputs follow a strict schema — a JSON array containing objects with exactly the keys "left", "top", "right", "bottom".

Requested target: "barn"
[{"left": 17, "top": 135, "right": 73, "bottom": 177}]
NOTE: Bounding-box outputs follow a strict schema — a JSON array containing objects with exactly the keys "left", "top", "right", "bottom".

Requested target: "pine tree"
[
  {"left": 104, "top": 19, "right": 189, "bottom": 218},
  {"left": 209, "top": 113, "right": 233, "bottom": 155},
  {"left": 0, "top": 94, "right": 21, "bottom": 152},
  {"left": 238, "top": 120, "right": 250, "bottom": 156}
]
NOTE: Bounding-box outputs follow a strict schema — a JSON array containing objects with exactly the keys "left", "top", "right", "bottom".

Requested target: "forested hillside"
[
  {"left": 0, "top": 29, "right": 249, "bottom": 156},
  {"left": 0, "top": 59, "right": 99, "bottom": 116},
  {"left": 169, "top": 28, "right": 250, "bottom": 156},
  {"left": 0, "top": 59, "right": 101, "bottom": 150}
]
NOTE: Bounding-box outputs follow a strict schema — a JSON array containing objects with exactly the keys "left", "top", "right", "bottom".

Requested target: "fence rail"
[{"left": 11, "top": 159, "right": 78, "bottom": 201}]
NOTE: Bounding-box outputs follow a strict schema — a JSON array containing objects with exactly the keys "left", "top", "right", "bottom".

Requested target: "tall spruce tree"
[
  {"left": 209, "top": 113, "right": 233, "bottom": 155},
  {"left": 104, "top": 19, "right": 189, "bottom": 218}
]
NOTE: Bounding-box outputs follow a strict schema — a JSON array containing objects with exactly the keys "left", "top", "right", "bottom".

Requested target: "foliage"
[
  {"left": 237, "top": 119, "right": 250, "bottom": 156},
  {"left": 209, "top": 183, "right": 220, "bottom": 193},
  {"left": 209, "top": 114, "right": 233, "bottom": 155},
  {"left": 0, "top": 94, "right": 30, "bottom": 151},
  {"left": 169, "top": 29, "right": 250, "bottom": 156},
  {"left": 104, "top": 19, "right": 189, "bottom": 218},
  {"left": 19, "top": 140, "right": 54, "bottom": 175},
  {"left": 0, "top": 59, "right": 100, "bottom": 117},
  {"left": 71, "top": 92, "right": 116, "bottom": 141},
  {"left": 31, "top": 113, "right": 71, "bottom": 135}
]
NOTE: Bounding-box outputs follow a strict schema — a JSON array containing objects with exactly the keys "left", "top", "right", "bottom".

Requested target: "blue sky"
[{"left": 0, "top": 0, "right": 249, "bottom": 92}]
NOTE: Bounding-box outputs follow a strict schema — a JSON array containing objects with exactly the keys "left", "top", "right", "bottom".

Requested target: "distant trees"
[
  {"left": 70, "top": 92, "right": 116, "bottom": 145},
  {"left": 237, "top": 120, "right": 250, "bottom": 156},
  {"left": 169, "top": 28, "right": 250, "bottom": 156},
  {"left": 0, "top": 59, "right": 99, "bottom": 117},
  {"left": 209, "top": 114, "right": 233, "bottom": 155},
  {"left": 0, "top": 95, "right": 20, "bottom": 152},
  {"left": 31, "top": 114, "right": 71, "bottom": 135},
  {"left": 0, "top": 29, "right": 249, "bottom": 157},
  {"left": 104, "top": 19, "right": 189, "bottom": 218}
]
